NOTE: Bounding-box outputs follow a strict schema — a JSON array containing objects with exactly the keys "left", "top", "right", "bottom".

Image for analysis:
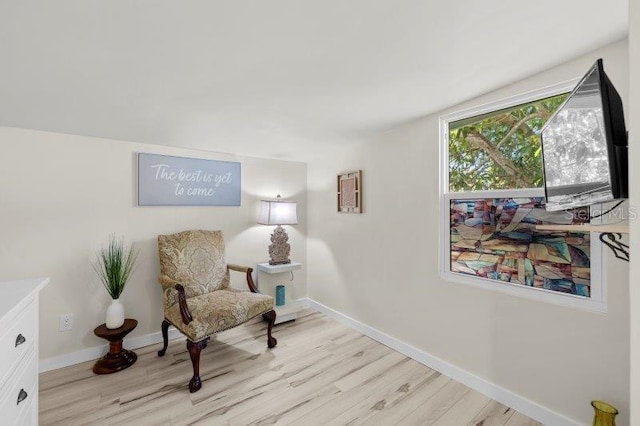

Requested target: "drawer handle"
[
  {"left": 15, "top": 333, "right": 26, "bottom": 347},
  {"left": 17, "top": 389, "right": 27, "bottom": 405}
]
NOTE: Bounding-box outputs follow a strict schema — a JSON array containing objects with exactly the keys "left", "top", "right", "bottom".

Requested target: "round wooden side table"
[{"left": 93, "top": 318, "right": 138, "bottom": 374}]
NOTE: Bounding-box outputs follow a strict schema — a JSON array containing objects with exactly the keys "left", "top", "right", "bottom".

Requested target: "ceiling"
[{"left": 0, "top": 1, "right": 628, "bottom": 161}]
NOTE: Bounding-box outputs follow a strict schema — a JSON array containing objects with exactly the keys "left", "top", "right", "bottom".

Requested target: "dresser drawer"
[
  {"left": 0, "top": 352, "right": 37, "bottom": 424},
  {"left": 0, "top": 300, "right": 37, "bottom": 388},
  {"left": 15, "top": 395, "right": 35, "bottom": 426}
]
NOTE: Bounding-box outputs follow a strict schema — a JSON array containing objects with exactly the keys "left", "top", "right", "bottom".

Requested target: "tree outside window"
[{"left": 448, "top": 93, "right": 568, "bottom": 192}]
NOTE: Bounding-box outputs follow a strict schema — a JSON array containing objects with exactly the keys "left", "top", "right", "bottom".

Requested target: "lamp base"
[
  {"left": 268, "top": 259, "right": 291, "bottom": 265},
  {"left": 268, "top": 225, "right": 292, "bottom": 265}
]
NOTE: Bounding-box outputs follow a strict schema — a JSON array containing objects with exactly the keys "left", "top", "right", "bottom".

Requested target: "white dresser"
[{"left": 0, "top": 278, "right": 48, "bottom": 425}]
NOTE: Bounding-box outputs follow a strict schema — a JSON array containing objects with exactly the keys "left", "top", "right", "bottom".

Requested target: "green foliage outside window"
[{"left": 449, "top": 93, "right": 569, "bottom": 192}]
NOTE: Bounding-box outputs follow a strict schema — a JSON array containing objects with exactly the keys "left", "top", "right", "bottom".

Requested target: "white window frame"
[{"left": 439, "top": 80, "right": 608, "bottom": 313}]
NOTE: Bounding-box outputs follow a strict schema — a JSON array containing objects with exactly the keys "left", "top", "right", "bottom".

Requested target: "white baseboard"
[
  {"left": 306, "top": 297, "right": 579, "bottom": 426},
  {"left": 39, "top": 326, "right": 184, "bottom": 373}
]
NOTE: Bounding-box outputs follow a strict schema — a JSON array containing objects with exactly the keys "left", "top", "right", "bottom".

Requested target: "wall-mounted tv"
[{"left": 540, "top": 59, "right": 628, "bottom": 212}]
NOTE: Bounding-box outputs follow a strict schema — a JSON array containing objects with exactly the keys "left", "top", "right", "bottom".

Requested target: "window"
[
  {"left": 449, "top": 94, "right": 567, "bottom": 192},
  {"left": 440, "top": 82, "right": 607, "bottom": 312}
]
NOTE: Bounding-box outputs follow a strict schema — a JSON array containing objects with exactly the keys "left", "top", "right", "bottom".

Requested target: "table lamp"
[{"left": 258, "top": 195, "right": 298, "bottom": 265}]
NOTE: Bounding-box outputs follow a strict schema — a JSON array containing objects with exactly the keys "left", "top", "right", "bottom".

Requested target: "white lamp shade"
[{"left": 258, "top": 199, "right": 298, "bottom": 225}]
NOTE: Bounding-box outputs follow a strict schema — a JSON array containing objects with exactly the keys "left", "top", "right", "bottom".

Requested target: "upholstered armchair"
[{"left": 156, "top": 230, "right": 277, "bottom": 393}]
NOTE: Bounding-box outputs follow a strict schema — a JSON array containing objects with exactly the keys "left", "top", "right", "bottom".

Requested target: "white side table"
[{"left": 257, "top": 262, "right": 302, "bottom": 324}]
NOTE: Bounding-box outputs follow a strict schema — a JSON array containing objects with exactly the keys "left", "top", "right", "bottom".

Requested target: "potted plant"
[{"left": 93, "top": 235, "right": 138, "bottom": 329}]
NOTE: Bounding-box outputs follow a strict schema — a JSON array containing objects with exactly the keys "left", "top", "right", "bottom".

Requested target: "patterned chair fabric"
[
  {"left": 157, "top": 230, "right": 274, "bottom": 341},
  {"left": 165, "top": 287, "right": 274, "bottom": 341},
  {"left": 158, "top": 230, "right": 230, "bottom": 305},
  {"left": 156, "top": 229, "right": 277, "bottom": 393}
]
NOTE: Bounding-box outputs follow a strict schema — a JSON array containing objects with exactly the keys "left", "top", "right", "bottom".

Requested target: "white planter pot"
[{"left": 106, "top": 298, "right": 125, "bottom": 329}]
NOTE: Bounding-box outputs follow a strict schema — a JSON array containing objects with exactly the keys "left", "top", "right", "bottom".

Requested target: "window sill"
[{"left": 439, "top": 270, "right": 607, "bottom": 313}]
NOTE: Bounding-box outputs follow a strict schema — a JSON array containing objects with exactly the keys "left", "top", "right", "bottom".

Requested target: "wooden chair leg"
[
  {"left": 157, "top": 320, "right": 170, "bottom": 357},
  {"left": 263, "top": 310, "right": 278, "bottom": 348},
  {"left": 186, "top": 338, "right": 209, "bottom": 393}
]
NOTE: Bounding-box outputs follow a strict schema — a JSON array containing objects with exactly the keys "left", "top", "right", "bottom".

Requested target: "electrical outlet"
[{"left": 59, "top": 313, "right": 73, "bottom": 332}]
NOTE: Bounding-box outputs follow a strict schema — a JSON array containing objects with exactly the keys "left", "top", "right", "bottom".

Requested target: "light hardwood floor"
[{"left": 40, "top": 309, "right": 541, "bottom": 425}]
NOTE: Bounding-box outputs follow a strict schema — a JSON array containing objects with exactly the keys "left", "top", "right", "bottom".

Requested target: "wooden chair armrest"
[
  {"left": 227, "top": 264, "right": 259, "bottom": 293},
  {"left": 175, "top": 284, "right": 193, "bottom": 325},
  {"left": 159, "top": 275, "right": 181, "bottom": 288},
  {"left": 227, "top": 264, "right": 250, "bottom": 272}
]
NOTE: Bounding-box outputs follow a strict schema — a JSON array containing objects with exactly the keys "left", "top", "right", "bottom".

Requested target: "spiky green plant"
[{"left": 93, "top": 235, "right": 138, "bottom": 299}]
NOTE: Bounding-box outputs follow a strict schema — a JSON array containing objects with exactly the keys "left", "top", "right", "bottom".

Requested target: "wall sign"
[{"left": 137, "top": 153, "right": 241, "bottom": 206}]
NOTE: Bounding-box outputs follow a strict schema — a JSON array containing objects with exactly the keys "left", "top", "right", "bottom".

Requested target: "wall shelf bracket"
[{"left": 599, "top": 232, "right": 629, "bottom": 261}]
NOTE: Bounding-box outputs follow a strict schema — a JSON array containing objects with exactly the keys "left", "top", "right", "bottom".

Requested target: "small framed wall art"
[{"left": 337, "top": 170, "right": 362, "bottom": 213}]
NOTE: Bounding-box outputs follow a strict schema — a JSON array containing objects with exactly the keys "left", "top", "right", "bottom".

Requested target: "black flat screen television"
[{"left": 540, "top": 58, "right": 628, "bottom": 212}]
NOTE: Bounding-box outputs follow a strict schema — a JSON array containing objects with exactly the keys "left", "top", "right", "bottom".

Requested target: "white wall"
[
  {"left": 628, "top": 1, "right": 639, "bottom": 424},
  {"left": 307, "top": 40, "right": 629, "bottom": 425},
  {"left": 0, "top": 127, "right": 307, "bottom": 360}
]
